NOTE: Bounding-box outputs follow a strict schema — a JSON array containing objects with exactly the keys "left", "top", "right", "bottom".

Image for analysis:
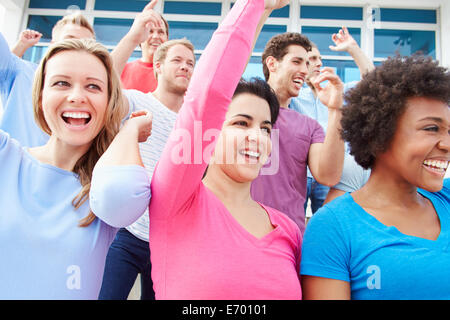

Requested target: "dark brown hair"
[{"left": 261, "top": 32, "right": 312, "bottom": 81}]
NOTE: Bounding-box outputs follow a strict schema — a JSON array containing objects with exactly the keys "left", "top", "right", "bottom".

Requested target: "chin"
[{"left": 417, "top": 179, "right": 445, "bottom": 193}]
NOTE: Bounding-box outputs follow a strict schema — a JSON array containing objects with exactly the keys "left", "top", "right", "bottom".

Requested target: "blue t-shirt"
[
  {"left": 301, "top": 178, "right": 450, "bottom": 300},
  {"left": 0, "top": 130, "right": 147, "bottom": 299},
  {"left": 0, "top": 32, "right": 49, "bottom": 147}
]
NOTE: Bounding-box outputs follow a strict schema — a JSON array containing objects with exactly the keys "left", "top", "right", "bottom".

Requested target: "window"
[
  {"left": 301, "top": 27, "right": 361, "bottom": 57},
  {"left": 26, "top": 15, "right": 62, "bottom": 42},
  {"left": 164, "top": 1, "right": 222, "bottom": 15},
  {"left": 93, "top": 18, "right": 133, "bottom": 46},
  {"left": 301, "top": 6, "right": 363, "bottom": 20},
  {"left": 29, "top": 0, "right": 86, "bottom": 10},
  {"left": 168, "top": 21, "right": 218, "bottom": 50},
  {"left": 374, "top": 29, "right": 436, "bottom": 59},
  {"left": 94, "top": 0, "right": 147, "bottom": 12}
]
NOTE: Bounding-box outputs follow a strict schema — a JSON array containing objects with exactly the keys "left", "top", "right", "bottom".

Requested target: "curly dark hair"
[
  {"left": 261, "top": 32, "right": 312, "bottom": 81},
  {"left": 341, "top": 54, "right": 450, "bottom": 169}
]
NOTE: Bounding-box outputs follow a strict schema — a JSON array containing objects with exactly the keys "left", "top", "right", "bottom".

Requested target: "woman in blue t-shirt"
[
  {"left": 301, "top": 54, "right": 450, "bottom": 300},
  {"left": 0, "top": 38, "right": 148, "bottom": 299}
]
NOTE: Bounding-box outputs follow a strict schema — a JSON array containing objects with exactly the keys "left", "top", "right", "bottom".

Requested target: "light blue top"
[
  {"left": 333, "top": 152, "right": 371, "bottom": 192},
  {"left": 0, "top": 130, "right": 146, "bottom": 299},
  {"left": 0, "top": 32, "right": 49, "bottom": 147},
  {"left": 301, "top": 178, "right": 450, "bottom": 300}
]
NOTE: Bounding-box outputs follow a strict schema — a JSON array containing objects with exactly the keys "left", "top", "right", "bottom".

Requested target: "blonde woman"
[{"left": 0, "top": 38, "right": 146, "bottom": 299}]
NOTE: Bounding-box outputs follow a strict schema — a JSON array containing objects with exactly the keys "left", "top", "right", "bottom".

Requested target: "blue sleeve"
[
  {"left": 300, "top": 205, "right": 351, "bottom": 282},
  {"left": 0, "top": 32, "right": 16, "bottom": 93},
  {"left": 90, "top": 165, "right": 151, "bottom": 228}
]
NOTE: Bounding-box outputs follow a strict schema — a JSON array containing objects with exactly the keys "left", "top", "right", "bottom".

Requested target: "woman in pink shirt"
[{"left": 91, "top": 0, "right": 301, "bottom": 299}]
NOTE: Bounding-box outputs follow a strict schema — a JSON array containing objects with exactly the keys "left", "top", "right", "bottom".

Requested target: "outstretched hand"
[
  {"left": 312, "top": 67, "right": 344, "bottom": 110},
  {"left": 329, "top": 26, "right": 359, "bottom": 53},
  {"left": 129, "top": 0, "right": 164, "bottom": 44},
  {"left": 128, "top": 110, "right": 153, "bottom": 143},
  {"left": 19, "top": 29, "right": 42, "bottom": 48}
]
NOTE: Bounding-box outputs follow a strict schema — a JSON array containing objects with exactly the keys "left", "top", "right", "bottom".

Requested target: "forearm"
[
  {"left": 11, "top": 42, "right": 28, "bottom": 58},
  {"left": 110, "top": 33, "right": 140, "bottom": 76},
  {"left": 314, "top": 110, "right": 345, "bottom": 186},
  {"left": 346, "top": 45, "right": 374, "bottom": 76},
  {"left": 96, "top": 124, "right": 144, "bottom": 168}
]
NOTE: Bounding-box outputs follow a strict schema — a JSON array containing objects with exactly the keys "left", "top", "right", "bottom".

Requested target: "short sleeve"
[
  {"left": 90, "top": 165, "right": 151, "bottom": 228},
  {"left": 300, "top": 205, "right": 351, "bottom": 282},
  {"left": 309, "top": 118, "right": 325, "bottom": 144}
]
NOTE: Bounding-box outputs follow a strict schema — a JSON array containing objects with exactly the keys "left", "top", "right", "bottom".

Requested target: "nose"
[
  {"left": 67, "top": 85, "right": 87, "bottom": 104},
  {"left": 246, "top": 127, "right": 260, "bottom": 143}
]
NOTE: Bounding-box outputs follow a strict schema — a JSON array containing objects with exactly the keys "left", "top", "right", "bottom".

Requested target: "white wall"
[{"left": 0, "top": 0, "right": 27, "bottom": 47}]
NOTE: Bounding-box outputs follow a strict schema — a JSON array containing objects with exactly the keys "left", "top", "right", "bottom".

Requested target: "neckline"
[
  {"left": 22, "top": 147, "right": 77, "bottom": 177},
  {"left": 347, "top": 191, "right": 448, "bottom": 247},
  {"left": 201, "top": 184, "right": 281, "bottom": 247}
]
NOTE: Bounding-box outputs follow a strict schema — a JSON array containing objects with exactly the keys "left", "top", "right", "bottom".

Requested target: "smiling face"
[
  {"left": 267, "top": 44, "right": 309, "bottom": 99},
  {"left": 376, "top": 97, "right": 450, "bottom": 192},
  {"left": 40, "top": 50, "right": 109, "bottom": 151},
  {"left": 141, "top": 24, "right": 168, "bottom": 60},
  {"left": 212, "top": 93, "right": 273, "bottom": 183}
]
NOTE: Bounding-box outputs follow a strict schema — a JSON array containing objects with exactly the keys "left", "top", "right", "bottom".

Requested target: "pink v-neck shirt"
[{"left": 147, "top": 0, "right": 302, "bottom": 300}]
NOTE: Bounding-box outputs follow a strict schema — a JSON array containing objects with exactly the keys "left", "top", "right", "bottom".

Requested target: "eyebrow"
[
  {"left": 49, "top": 74, "right": 106, "bottom": 84},
  {"left": 418, "top": 116, "right": 444, "bottom": 123},
  {"left": 232, "top": 113, "right": 272, "bottom": 125}
]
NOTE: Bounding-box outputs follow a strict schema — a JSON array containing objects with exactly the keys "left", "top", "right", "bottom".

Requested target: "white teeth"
[
  {"left": 424, "top": 160, "right": 449, "bottom": 169},
  {"left": 239, "top": 150, "right": 260, "bottom": 158},
  {"left": 62, "top": 112, "right": 90, "bottom": 119}
]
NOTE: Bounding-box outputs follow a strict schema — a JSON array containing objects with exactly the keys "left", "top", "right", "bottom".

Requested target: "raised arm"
[
  {"left": 11, "top": 29, "right": 42, "bottom": 58},
  {"left": 110, "top": 0, "right": 164, "bottom": 76},
  {"left": 329, "top": 26, "right": 375, "bottom": 76},
  {"left": 149, "top": 0, "right": 269, "bottom": 218},
  {"left": 307, "top": 67, "right": 345, "bottom": 186}
]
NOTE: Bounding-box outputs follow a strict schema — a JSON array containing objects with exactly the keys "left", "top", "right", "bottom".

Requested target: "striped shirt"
[{"left": 123, "top": 89, "right": 178, "bottom": 241}]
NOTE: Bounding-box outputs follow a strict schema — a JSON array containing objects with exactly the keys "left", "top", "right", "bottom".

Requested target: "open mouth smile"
[{"left": 61, "top": 111, "right": 92, "bottom": 127}]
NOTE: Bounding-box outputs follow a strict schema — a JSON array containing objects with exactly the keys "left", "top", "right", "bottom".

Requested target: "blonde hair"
[
  {"left": 153, "top": 38, "right": 195, "bottom": 79},
  {"left": 52, "top": 13, "right": 95, "bottom": 40},
  {"left": 32, "top": 38, "right": 126, "bottom": 227}
]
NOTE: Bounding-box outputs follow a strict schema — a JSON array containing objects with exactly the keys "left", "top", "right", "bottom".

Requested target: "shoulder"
[
  {"left": 309, "top": 193, "right": 356, "bottom": 230},
  {"left": 123, "top": 89, "right": 171, "bottom": 115}
]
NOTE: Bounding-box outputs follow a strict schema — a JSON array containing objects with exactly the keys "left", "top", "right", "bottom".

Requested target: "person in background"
[
  {"left": 301, "top": 54, "right": 450, "bottom": 300},
  {"left": 290, "top": 27, "right": 374, "bottom": 215},
  {"left": 250, "top": 32, "right": 345, "bottom": 235},
  {"left": 0, "top": 38, "right": 147, "bottom": 299},
  {"left": 111, "top": 0, "right": 168, "bottom": 93},
  {"left": 0, "top": 13, "right": 95, "bottom": 147}
]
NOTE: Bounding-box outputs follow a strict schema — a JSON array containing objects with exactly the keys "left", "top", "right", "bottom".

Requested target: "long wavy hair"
[{"left": 32, "top": 38, "right": 127, "bottom": 227}]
